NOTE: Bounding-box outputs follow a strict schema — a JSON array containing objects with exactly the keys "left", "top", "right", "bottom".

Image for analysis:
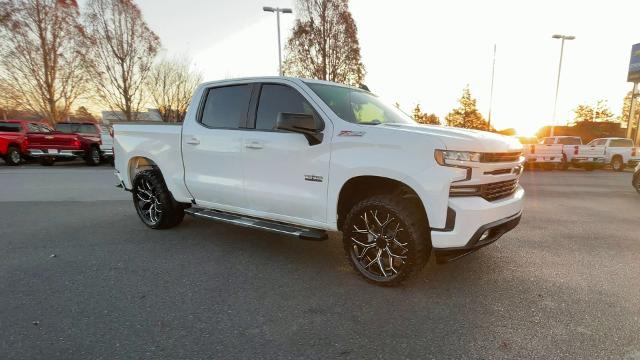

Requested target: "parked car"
[
  {"left": 523, "top": 136, "right": 606, "bottom": 170},
  {"left": 633, "top": 163, "right": 640, "bottom": 193},
  {"left": 0, "top": 120, "right": 30, "bottom": 165},
  {"left": 586, "top": 137, "right": 640, "bottom": 171},
  {"left": 113, "top": 77, "right": 525, "bottom": 286}
]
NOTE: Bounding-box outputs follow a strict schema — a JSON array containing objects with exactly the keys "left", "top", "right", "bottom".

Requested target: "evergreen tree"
[
  {"left": 445, "top": 86, "right": 490, "bottom": 130},
  {"left": 412, "top": 104, "right": 440, "bottom": 125}
]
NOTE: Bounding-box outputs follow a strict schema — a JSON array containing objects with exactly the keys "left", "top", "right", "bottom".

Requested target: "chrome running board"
[{"left": 184, "top": 208, "right": 328, "bottom": 241}]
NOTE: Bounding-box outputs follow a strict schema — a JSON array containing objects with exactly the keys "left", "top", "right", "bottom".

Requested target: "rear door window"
[
  {"left": 200, "top": 85, "right": 252, "bottom": 129},
  {"left": 254, "top": 84, "right": 315, "bottom": 130}
]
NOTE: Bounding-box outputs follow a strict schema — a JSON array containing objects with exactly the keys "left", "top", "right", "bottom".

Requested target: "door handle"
[
  {"left": 186, "top": 138, "right": 200, "bottom": 145},
  {"left": 245, "top": 140, "right": 263, "bottom": 149}
]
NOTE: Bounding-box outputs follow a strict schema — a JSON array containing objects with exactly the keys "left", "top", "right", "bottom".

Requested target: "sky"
[{"left": 133, "top": 0, "right": 640, "bottom": 135}]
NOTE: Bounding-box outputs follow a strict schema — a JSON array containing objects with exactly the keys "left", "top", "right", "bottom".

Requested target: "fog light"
[{"left": 479, "top": 230, "right": 491, "bottom": 241}]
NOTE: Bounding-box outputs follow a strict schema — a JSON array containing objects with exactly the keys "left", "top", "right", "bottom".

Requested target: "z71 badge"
[{"left": 338, "top": 130, "right": 365, "bottom": 137}]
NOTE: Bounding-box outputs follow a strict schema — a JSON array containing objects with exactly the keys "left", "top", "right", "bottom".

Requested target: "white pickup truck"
[
  {"left": 113, "top": 77, "right": 525, "bottom": 286},
  {"left": 523, "top": 136, "right": 606, "bottom": 170},
  {"left": 586, "top": 137, "right": 640, "bottom": 171}
]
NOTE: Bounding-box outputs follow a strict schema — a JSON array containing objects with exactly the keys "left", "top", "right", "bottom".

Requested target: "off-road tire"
[
  {"left": 132, "top": 169, "right": 185, "bottom": 229},
  {"left": 4, "top": 145, "right": 21, "bottom": 166},
  {"left": 611, "top": 156, "right": 624, "bottom": 172},
  {"left": 633, "top": 174, "right": 640, "bottom": 194},
  {"left": 342, "top": 194, "right": 430, "bottom": 287},
  {"left": 85, "top": 146, "right": 101, "bottom": 166}
]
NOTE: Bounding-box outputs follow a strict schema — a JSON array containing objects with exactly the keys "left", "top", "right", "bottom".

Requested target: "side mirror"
[{"left": 276, "top": 112, "right": 324, "bottom": 146}]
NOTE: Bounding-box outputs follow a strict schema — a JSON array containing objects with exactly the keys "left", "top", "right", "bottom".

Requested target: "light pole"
[
  {"left": 488, "top": 44, "right": 496, "bottom": 129},
  {"left": 550, "top": 34, "right": 575, "bottom": 137},
  {"left": 263, "top": 6, "right": 292, "bottom": 76}
]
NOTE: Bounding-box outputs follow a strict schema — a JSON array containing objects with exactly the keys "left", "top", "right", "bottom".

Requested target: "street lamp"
[
  {"left": 550, "top": 34, "right": 575, "bottom": 137},
  {"left": 263, "top": 6, "right": 293, "bottom": 76}
]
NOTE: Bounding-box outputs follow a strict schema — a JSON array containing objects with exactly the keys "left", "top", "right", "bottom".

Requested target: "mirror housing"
[{"left": 276, "top": 112, "right": 324, "bottom": 146}]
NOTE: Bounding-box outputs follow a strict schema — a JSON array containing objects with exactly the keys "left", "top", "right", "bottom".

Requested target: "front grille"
[
  {"left": 481, "top": 152, "right": 522, "bottom": 163},
  {"left": 450, "top": 179, "right": 519, "bottom": 201},
  {"left": 480, "top": 179, "right": 519, "bottom": 201}
]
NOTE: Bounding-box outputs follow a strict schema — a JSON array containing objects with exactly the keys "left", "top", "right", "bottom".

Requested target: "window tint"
[
  {"left": 200, "top": 85, "right": 252, "bottom": 128},
  {"left": 255, "top": 84, "right": 314, "bottom": 130},
  {"left": 0, "top": 122, "right": 21, "bottom": 132},
  {"left": 610, "top": 139, "right": 633, "bottom": 147},
  {"left": 558, "top": 137, "right": 581, "bottom": 145},
  {"left": 55, "top": 123, "right": 98, "bottom": 134},
  {"left": 28, "top": 123, "right": 41, "bottom": 132}
]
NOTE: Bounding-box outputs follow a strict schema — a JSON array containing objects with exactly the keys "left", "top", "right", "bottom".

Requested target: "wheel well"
[
  {"left": 336, "top": 176, "right": 428, "bottom": 230},
  {"left": 128, "top": 156, "right": 159, "bottom": 183},
  {"left": 612, "top": 154, "right": 623, "bottom": 162}
]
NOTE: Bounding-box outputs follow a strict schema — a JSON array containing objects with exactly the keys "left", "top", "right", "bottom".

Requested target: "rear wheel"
[
  {"left": 132, "top": 169, "right": 185, "bottom": 229},
  {"left": 4, "top": 146, "right": 21, "bottom": 166},
  {"left": 85, "top": 146, "right": 101, "bottom": 166},
  {"left": 611, "top": 156, "right": 624, "bottom": 172},
  {"left": 342, "top": 195, "right": 430, "bottom": 286}
]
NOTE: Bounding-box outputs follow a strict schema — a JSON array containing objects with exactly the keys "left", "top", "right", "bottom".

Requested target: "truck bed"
[{"left": 113, "top": 123, "right": 191, "bottom": 202}]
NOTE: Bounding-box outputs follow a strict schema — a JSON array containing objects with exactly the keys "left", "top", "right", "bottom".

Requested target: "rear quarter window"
[
  {"left": 610, "top": 139, "right": 633, "bottom": 147},
  {"left": 0, "top": 122, "right": 21, "bottom": 132}
]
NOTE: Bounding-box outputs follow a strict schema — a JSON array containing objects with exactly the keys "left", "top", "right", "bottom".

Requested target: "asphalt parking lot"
[{"left": 1, "top": 163, "right": 639, "bottom": 359}]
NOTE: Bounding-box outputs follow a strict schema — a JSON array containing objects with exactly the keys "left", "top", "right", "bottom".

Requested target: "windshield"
[
  {"left": 55, "top": 123, "right": 98, "bottom": 134},
  {"left": 305, "top": 82, "right": 415, "bottom": 125}
]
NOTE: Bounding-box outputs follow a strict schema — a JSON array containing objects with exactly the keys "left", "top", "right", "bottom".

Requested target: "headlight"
[{"left": 434, "top": 150, "right": 481, "bottom": 166}]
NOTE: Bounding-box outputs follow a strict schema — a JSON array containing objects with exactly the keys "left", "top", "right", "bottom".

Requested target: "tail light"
[
  {"left": 109, "top": 126, "right": 114, "bottom": 138},
  {"left": 574, "top": 145, "right": 579, "bottom": 155},
  {"left": 530, "top": 144, "right": 535, "bottom": 154},
  {"left": 633, "top": 148, "right": 637, "bottom": 157},
  {"left": 72, "top": 137, "right": 81, "bottom": 149}
]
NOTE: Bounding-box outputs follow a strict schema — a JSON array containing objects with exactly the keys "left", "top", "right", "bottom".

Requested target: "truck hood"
[{"left": 381, "top": 123, "right": 523, "bottom": 153}]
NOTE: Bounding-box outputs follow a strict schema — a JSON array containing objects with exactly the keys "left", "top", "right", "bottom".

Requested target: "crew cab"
[
  {"left": 586, "top": 137, "right": 640, "bottom": 171},
  {"left": 26, "top": 122, "right": 103, "bottom": 166},
  {"left": 113, "top": 77, "right": 525, "bottom": 286},
  {"left": 524, "top": 136, "right": 606, "bottom": 170},
  {"left": 0, "top": 119, "right": 35, "bottom": 165}
]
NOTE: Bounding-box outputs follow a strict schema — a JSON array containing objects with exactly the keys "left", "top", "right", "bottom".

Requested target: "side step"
[{"left": 184, "top": 208, "right": 328, "bottom": 241}]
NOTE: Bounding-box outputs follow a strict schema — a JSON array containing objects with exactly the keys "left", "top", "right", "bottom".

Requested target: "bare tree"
[
  {"left": 145, "top": 56, "right": 202, "bottom": 122},
  {"left": 0, "top": 0, "right": 87, "bottom": 124},
  {"left": 83, "top": 0, "right": 160, "bottom": 121},
  {"left": 283, "top": 0, "right": 365, "bottom": 86}
]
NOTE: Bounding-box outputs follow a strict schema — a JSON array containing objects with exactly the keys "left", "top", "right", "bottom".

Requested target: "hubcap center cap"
[{"left": 375, "top": 236, "right": 388, "bottom": 248}]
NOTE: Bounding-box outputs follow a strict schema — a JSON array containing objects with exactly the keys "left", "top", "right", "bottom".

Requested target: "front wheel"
[
  {"left": 4, "top": 146, "right": 21, "bottom": 166},
  {"left": 132, "top": 169, "right": 185, "bottom": 229},
  {"left": 342, "top": 195, "right": 430, "bottom": 286}
]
